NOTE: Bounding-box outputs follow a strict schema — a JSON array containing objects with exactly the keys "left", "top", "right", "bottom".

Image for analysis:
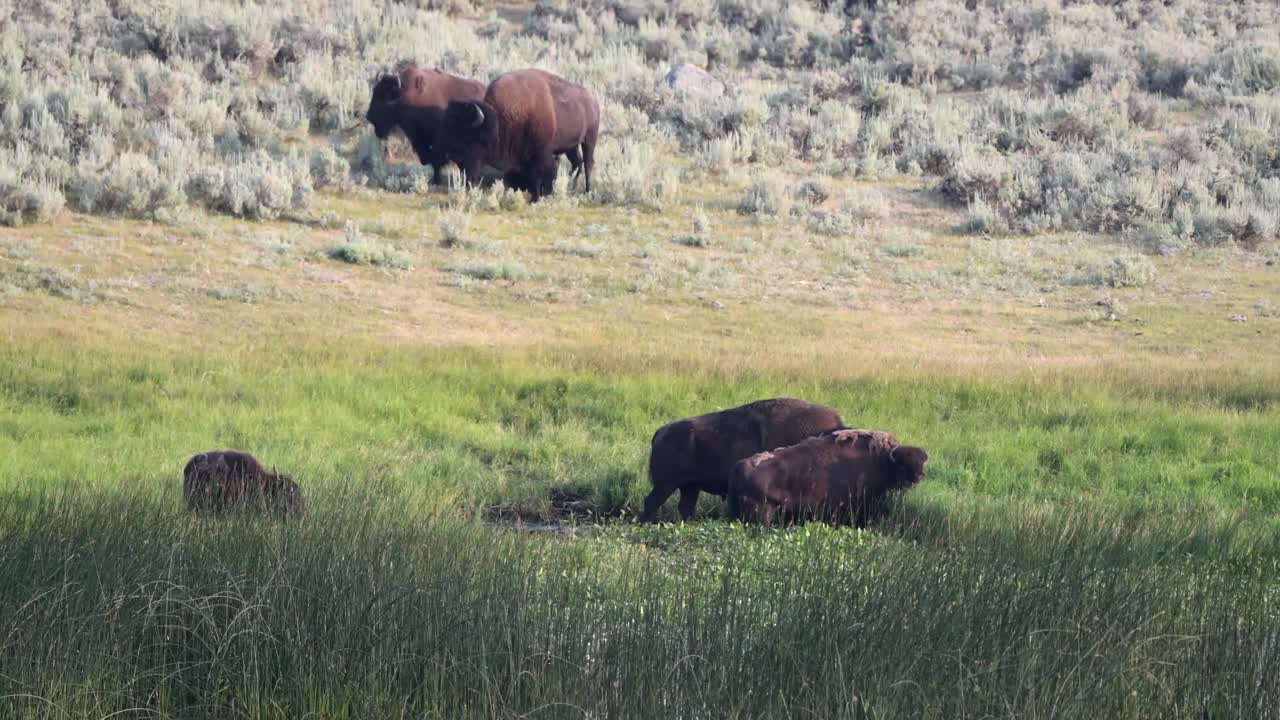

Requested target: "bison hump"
[{"left": 831, "top": 428, "right": 900, "bottom": 454}]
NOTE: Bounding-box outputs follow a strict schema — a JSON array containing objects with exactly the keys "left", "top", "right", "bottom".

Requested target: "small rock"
[
  {"left": 1229, "top": 314, "right": 1247, "bottom": 322},
  {"left": 663, "top": 63, "right": 725, "bottom": 96}
]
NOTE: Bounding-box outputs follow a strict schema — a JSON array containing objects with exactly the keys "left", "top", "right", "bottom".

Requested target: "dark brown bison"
[
  {"left": 641, "top": 398, "right": 845, "bottom": 522},
  {"left": 182, "top": 450, "right": 303, "bottom": 517},
  {"left": 365, "top": 66, "right": 486, "bottom": 183},
  {"left": 439, "top": 68, "right": 599, "bottom": 201},
  {"left": 727, "top": 429, "right": 928, "bottom": 527}
]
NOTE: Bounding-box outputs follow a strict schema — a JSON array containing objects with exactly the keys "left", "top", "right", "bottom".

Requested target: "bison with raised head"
[
  {"left": 728, "top": 429, "right": 927, "bottom": 527},
  {"left": 183, "top": 450, "right": 304, "bottom": 517},
  {"left": 365, "top": 66, "right": 486, "bottom": 183},
  {"left": 641, "top": 398, "right": 845, "bottom": 522},
  {"left": 439, "top": 68, "right": 599, "bottom": 201}
]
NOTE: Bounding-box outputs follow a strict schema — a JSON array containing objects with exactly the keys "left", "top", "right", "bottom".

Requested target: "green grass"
[
  {"left": 3, "top": 340, "right": 1278, "bottom": 529},
  {"left": 0, "top": 337, "right": 1277, "bottom": 716}
]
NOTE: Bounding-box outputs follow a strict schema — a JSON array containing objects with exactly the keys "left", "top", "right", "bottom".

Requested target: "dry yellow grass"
[{"left": 3, "top": 167, "right": 1277, "bottom": 389}]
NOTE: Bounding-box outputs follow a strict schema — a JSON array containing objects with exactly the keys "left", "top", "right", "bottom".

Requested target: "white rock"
[{"left": 663, "top": 64, "right": 725, "bottom": 96}]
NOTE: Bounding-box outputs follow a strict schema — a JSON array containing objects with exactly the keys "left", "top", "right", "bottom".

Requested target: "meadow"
[
  {"left": 3, "top": 0, "right": 1280, "bottom": 717},
  {"left": 1, "top": 336, "right": 1278, "bottom": 718}
]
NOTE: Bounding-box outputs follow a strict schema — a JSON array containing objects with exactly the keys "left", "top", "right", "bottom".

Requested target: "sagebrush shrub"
[
  {"left": 71, "top": 152, "right": 184, "bottom": 217},
  {"left": 592, "top": 139, "right": 680, "bottom": 209},
  {"left": 738, "top": 175, "right": 794, "bottom": 219},
  {"left": 439, "top": 209, "right": 473, "bottom": 248},
  {"left": 189, "top": 151, "right": 311, "bottom": 220},
  {"left": 0, "top": 0, "right": 1276, "bottom": 250},
  {"left": 311, "top": 146, "right": 351, "bottom": 190},
  {"left": 327, "top": 223, "right": 413, "bottom": 269}
]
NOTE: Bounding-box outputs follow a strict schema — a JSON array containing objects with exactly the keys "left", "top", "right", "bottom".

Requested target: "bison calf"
[
  {"left": 183, "top": 450, "right": 303, "bottom": 517},
  {"left": 641, "top": 398, "right": 845, "bottom": 522},
  {"left": 728, "top": 429, "right": 927, "bottom": 527}
]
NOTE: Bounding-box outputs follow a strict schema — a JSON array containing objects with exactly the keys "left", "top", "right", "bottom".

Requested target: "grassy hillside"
[{"left": 2, "top": 0, "right": 1279, "bottom": 717}]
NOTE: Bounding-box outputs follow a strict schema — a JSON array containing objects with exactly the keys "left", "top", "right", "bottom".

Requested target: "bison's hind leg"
[
  {"left": 564, "top": 147, "right": 583, "bottom": 191},
  {"left": 580, "top": 140, "right": 595, "bottom": 193},
  {"left": 677, "top": 487, "right": 700, "bottom": 521},
  {"left": 640, "top": 485, "right": 677, "bottom": 523}
]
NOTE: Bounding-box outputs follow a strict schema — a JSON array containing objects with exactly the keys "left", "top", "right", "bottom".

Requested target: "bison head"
[
  {"left": 886, "top": 445, "right": 928, "bottom": 490},
  {"left": 366, "top": 73, "right": 403, "bottom": 139},
  {"left": 268, "top": 473, "right": 304, "bottom": 516},
  {"left": 440, "top": 100, "right": 498, "bottom": 181}
]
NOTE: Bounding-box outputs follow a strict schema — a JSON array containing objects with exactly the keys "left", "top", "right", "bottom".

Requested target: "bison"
[
  {"left": 727, "top": 429, "right": 927, "bottom": 527},
  {"left": 182, "top": 450, "right": 303, "bottom": 517},
  {"left": 365, "top": 65, "right": 486, "bottom": 184},
  {"left": 439, "top": 68, "right": 599, "bottom": 201},
  {"left": 641, "top": 398, "right": 845, "bottom": 522}
]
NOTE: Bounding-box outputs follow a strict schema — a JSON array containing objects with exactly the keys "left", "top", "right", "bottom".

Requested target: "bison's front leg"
[
  {"left": 677, "top": 487, "right": 700, "bottom": 520},
  {"left": 731, "top": 495, "right": 761, "bottom": 524},
  {"left": 761, "top": 504, "right": 778, "bottom": 528},
  {"left": 527, "top": 151, "right": 558, "bottom": 202}
]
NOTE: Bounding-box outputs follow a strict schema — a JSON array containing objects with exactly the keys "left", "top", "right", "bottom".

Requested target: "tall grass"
[
  {"left": 1, "top": 340, "right": 1278, "bottom": 716},
  {"left": 0, "top": 494, "right": 1274, "bottom": 718}
]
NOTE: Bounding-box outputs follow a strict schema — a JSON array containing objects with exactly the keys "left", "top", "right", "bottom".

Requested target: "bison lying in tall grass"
[
  {"left": 183, "top": 450, "right": 303, "bottom": 517},
  {"left": 728, "top": 429, "right": 927, "bottom": 527}
]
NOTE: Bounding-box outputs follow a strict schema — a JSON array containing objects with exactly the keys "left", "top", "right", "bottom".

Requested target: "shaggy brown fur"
[
  {"left": 640, "top": 398, "right": 846, "bottom": 522},
  {"left": 182, "top": 450, "right": 304, "bottom": 517},
  {"left": 727, "top": 429, "right": 928, "bottom": 528},
  {"left": 439, "top": 68, "right": 600, "bottom": 201},
  {"left": 365, "top": 65, "right": 486, "bottom": 183}
]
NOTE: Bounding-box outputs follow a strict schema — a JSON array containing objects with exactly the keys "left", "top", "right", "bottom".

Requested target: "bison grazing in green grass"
[
  {"left": 641, "top": 398, "right": 846, "bottom": 522},
  {"left": 728, "top": 429, "right": 927, "bottom": 528}
]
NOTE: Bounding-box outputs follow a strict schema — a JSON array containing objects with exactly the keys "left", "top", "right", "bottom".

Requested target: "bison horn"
[
  {"left": 888, "top": 445, "right": 899, "bottom": 463},
  {"left": 471, "top": 104, "right": 485, "bottom": 128}
]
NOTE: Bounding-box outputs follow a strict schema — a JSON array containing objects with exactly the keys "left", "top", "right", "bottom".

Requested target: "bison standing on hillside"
[
  {"left": 438, "top": 68, "right": 599, "bottom": 201},
  {"left": 365, "top": 66, "right": 486, "bottom": 183},
  {"left": 727, "top": 429, "right": 928, "bottom": 527},
  {"left": 641, "top": 398, "right": 845, "bottom": 522},
  {"left": 183, "top": 450, "right": 304, "bottom": 517}
]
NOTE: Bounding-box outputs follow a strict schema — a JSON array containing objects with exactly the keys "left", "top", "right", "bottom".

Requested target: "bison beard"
[
  {"left": 439, "top": 69, "right": 599, "bottom": 202},
  {"left": 727, "top": 429, "right": 928, "bottom": 528},
  {"left": 640, "top": 398, "right": 846, "bottom": 522},
  {"left": 183, "top": 450, "right": 303, "bottom": 517}
]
